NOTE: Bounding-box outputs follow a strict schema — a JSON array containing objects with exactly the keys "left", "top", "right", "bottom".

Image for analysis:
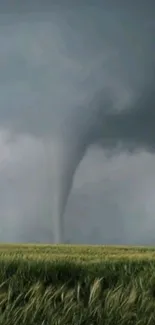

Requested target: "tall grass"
[{"left": 0, "top": 244, "right": 154, "bottom": 324}]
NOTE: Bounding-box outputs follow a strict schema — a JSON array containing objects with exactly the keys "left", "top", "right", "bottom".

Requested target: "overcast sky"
[{"left": 0, "top": 2, "right": 155, "bottom": 244}]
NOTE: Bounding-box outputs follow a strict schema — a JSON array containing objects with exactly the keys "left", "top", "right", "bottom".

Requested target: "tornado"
[{"left": 53, "top": 138, "right": 87, "bottom": 243}]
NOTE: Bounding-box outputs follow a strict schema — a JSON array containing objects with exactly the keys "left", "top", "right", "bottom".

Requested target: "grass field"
[{"left": 0, "top": 244, "right": 155, "bottom": 324}]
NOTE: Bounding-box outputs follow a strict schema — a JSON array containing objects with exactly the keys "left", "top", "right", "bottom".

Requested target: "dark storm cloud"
[{"left": 0, "top": 2, "right": 154, "bottom": 140}]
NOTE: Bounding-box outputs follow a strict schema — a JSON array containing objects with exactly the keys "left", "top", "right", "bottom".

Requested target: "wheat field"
[{"left": 0, "top": 244, "right": 154, "bottom": 324}]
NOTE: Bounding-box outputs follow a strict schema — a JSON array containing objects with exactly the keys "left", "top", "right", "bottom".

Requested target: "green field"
[{"left": 0, "top": 244, "right": 155, "bottom": 324}]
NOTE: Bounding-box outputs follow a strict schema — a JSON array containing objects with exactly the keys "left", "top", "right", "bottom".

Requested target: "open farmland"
[
  {"left": 1, "top": 243, "right": 155, "bottom": 261},
  {"left": 0, "top": 244, "right": 155, "bottom": 324}
]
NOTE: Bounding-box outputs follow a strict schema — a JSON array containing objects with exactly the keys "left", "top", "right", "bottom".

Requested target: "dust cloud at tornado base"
[{"left": 0, "top": 2, "right": 155, "bottom": 243}]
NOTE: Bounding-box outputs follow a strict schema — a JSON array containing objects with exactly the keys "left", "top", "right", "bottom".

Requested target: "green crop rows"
[{"left": 0, "top": 244, "right": 154, "bottom": 324}]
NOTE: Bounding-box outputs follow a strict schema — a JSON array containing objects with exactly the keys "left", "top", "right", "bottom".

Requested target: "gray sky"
[{"left": 0, "top": 2, "right": 155, "bottom": 244}]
